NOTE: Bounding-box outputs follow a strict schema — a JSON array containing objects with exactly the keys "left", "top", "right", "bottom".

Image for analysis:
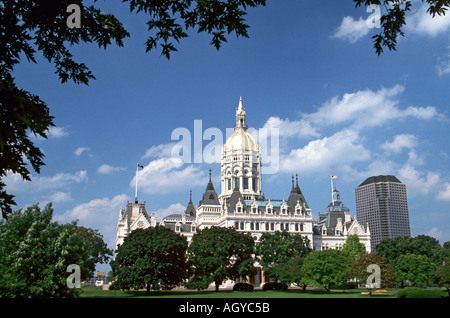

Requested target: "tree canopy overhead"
[
  {"left": 0, "top": 0, "right": 267, "bottom": 218},
  {"left": 354, "top": 0, "right": 450, "bottom": 54}
]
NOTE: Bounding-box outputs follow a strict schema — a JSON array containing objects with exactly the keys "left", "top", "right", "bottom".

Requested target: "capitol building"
[{"left": 116, "top": 98, "right": 371, "bottom": 286}]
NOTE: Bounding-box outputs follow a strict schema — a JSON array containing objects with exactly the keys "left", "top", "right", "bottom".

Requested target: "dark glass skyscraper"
[{"left": 355, "top": 175, "right": 411, "bottom": 251}]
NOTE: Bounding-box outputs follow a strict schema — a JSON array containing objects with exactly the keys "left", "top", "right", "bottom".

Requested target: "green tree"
[
  {"left": 348, "top": 252, "right": 397, "bottom": 288},
  {"left": 377, "top": 235, "right": 447, "bottom": 268},
  {"left": 256, "top": 231, "right": 311, "bottom": 281},
  {"left": 395, "top": 253, "right": 436, "bottom": 287},
  {"left": 0, "top": 203, "right": 111, "bottom": 297},
  {"left": 376, "top": 236, "right": 415, "bottom": 266},
  {"left": 0, "top": 0, "right": 266, "bottom": 218},
  {"left": 301, "top": 250, "right": 352, "bottom": 292},
  {"left": 73, "top": 226, "right": 113, "bottom": 280},
  {"left": 110, "top": 226, "right": 188, "bottom": 294},
  {"left": 275, "top": 256, "right": 308, "bottom": 291},
  {"left": 353, "top": 0, "right": 450, "bottom": 55},
  {"left": 342, "top": 234, "right": 366, "bottom": 259},
  {"left": 435, "top": 257, "right": 450, "bottom": 287},
  {"left": 186, "top": 226, "right": 255, "bottom": 291},
  {"left": 411, "top": 235, "right": 446, "bottom": 264}
]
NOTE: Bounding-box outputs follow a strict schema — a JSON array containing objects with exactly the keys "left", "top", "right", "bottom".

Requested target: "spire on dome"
[
  {"left": 238, "top": 96, "right": 243, "bottom": 111},
  {"left": 235, "top": 96, "right": 247, "bottom": 131}
]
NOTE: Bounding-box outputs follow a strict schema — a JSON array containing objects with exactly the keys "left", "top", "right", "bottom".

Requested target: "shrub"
[
  {"left": 233, "top": 283, "right": 254, "bottom": 291},
  {"left": 262, "top": 282, "right": 287, "bottom": 290},
  {"left": 396, "top": 287, "right": 446, "bottom": 298}
]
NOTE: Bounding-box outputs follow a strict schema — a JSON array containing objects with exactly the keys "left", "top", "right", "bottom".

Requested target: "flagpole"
[
  {"left": 330, "top": 174, "right": 334, "bottom": 207},
  {"left": 135, "top": 161, "right": 139, "bottom": 202}
]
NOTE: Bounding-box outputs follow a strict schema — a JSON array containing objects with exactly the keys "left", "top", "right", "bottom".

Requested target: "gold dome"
[{"left": 224, "top": 129, "right": 258, "bottom": 151}]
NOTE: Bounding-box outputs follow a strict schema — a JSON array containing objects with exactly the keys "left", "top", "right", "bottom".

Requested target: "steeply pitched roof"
[
  {"left": 185, "top": 190, "right": 196, "bottom": 217},
  {"left": 287, "top": 174, "right": 309, "bottom": 211},
  {"left": 228, "top": 186, "right": 246, "bottom": 213},
  {"left": 199, "top": 169, "right": 220, "bottom": 206}
]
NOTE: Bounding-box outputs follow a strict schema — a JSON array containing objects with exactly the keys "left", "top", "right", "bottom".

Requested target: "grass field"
[{"left": 79, "top": 286, "right": 448, "bottom": 298}]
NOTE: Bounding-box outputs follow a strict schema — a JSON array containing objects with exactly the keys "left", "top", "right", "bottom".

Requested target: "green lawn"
[{"left": 79, "top": 286, "right": 448, "bottom": 298}]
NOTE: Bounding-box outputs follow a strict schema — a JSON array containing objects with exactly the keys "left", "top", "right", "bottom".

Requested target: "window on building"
[
  {"left": 244, "top": 177, "right": 248, "bottom": 189},
  {"left": 228, "top": 178, "right": 231, "bottom": 190}
]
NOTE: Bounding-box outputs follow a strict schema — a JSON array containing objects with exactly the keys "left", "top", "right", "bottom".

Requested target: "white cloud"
[
  {"left": 97, "top": 164, "right": 126, "bottom": 175},
  {"left": 381, "top": 134, "right": 418, "bottom": 153},
  {"left": 142, "top": 142, "right": 179, "bottom": 160},
  {"left": 332, "top": 16, "right": 371, "bottom": 43},
  {"left": 49, "top": 191, "right": 72, "bottom": 203},
  {"left": 55, "top": 194, "right": 130, "bottom": 250},
  {"left": 279, "top": 129, "right": 370, "bottom": 174},
  {"left": 151, "top": 203, "right": 186, "bottom": 222},
  {"left": 47, "top": 126, "right": 69, "bottom": 139},
  {"left": 57, "top": 194, "right": 129, "bottom": 224},
  {"left": 426, "top": 227, "right": 446, "bottom": 241},
  {"left": 397, "top": 164, "right": 441, "bottom": 196},
  {"left": 74, "top": 147, "right": 90, "bottom": 156},
  {"left": 436, "top": 46, "right": 450, "bottom": 77},
  {"left": 304, "top": 85, "right": 438, "bottom": 130},
  {"left": 263, "top": 116, "right": 320, "bottom": 139},
  {"left": 406, "top": 4, "right": 450, "bottom": 37},
  {"left": 436, "top": 182, "right": 450, "bottom": 201},
  {"left": 132, "top": 157, "right": 208, "bottom": 195},
  {"left": 5, "top": 170, "right": 88, "bottom": 192}
]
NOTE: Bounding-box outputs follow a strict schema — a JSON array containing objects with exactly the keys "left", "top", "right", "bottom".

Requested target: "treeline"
[
  {"left": 1, "top": 205, "right": 448, "bottom": 298},
  {"left": 111, "top": 225, "right": 450, "bottom": 293}
]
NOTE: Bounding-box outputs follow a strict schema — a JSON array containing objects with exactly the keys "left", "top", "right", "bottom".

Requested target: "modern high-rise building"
[{"left": 355, "top": 175, "right": 410, "bottom": 251}]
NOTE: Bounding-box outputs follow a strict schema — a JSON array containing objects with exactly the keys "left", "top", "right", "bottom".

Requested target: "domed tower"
[{"left": 220, "top": 97, "right": 262, "bottom": 202}]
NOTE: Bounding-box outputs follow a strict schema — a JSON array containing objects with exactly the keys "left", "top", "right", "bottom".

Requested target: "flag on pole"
[
  {"left": 138, "top": 164, "right": 144, "bottom": 169},
  {"left": 331, "top": 175, "right": 338, "bottom": 179}
]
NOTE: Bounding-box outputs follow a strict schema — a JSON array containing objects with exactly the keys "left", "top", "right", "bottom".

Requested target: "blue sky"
[{"left": 5, "top": 0, "right": 450, "bottom": 271}]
